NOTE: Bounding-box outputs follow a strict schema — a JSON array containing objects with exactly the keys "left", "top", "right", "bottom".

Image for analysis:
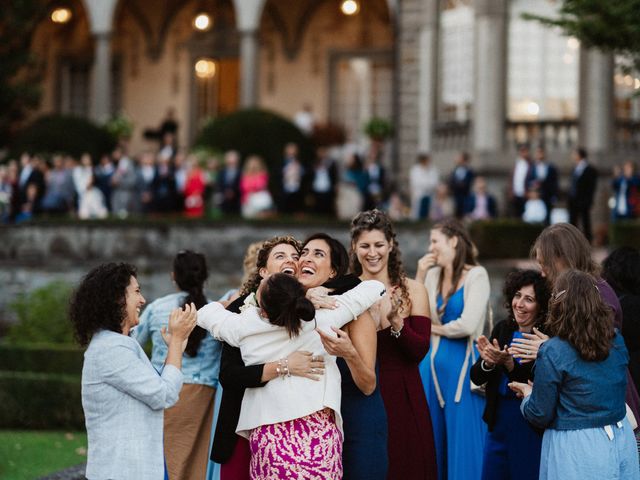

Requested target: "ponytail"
[{"left": 260, "top": 273, "right": 315, "bottom": 337}]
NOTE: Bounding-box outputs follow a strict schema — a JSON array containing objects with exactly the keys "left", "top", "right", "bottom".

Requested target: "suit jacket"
[
  {"left": 216, "top": 168, "right": 241, "bottom": 214},
  {"left": 210, "top": 294, "right": 266, "bottom": 463},
  {"left": 529, "top": 162, "right": 559, "bottom": 205},
  {"left": 569, "top": 163, "right": 598, "bottom": 209},
  {"left": 470, "top": 319, "right": 542, "bottom": 432},
  {"left": 18, "top": 167, "right": 45, "bottom": 210},
  {"left": 82, "top": 329, "right": 183, "bottom": 480}
]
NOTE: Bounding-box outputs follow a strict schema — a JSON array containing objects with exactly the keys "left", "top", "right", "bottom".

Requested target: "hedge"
[
  {"left": 0, "top": 370, "right": 83, "bottom": 429},
  {"left": 9, "top": 114, "right": 116, "bottom": 161},
  {"left": 0, "top": 343, "right": 84, "bottom": 375},
  {"left": 468, "top": 220, "right": 544, "bottom": 260},
  {"left": 609, "top": 220, "right": 640, "bottom": 248}
]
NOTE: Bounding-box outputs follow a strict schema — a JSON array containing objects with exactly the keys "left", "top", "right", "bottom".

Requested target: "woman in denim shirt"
[
  {"left": 510, "top": 270, "right": 640, "bottom": 480},
  {"left": 133, "top": 250, "right": 222, "bottom": 480}
]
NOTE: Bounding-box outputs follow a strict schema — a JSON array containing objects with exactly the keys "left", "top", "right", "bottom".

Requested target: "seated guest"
[
  {"left": 70, "top": 262, "right": 197, "bottom": 480},
  {"left": 465, "top": 176, "right": 497, "bottom": 221}
]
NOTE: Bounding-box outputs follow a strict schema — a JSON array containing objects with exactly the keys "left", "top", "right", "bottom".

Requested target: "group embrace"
[{"left": 70, "top": 212, "right": 640, "bottom": 480}]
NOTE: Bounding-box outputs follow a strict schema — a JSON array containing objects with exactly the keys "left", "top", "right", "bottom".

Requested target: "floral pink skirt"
[{"left": 249, "top": 408, "right": 343, "bottom": 480}]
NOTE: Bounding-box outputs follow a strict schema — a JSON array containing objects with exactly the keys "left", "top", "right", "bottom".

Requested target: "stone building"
[{"left": 27, "top": 0, "right": 640, "bottom": 215}]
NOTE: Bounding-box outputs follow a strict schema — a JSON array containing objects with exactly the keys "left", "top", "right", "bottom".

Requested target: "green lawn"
[{"left": 0, "top": 430, "right": 86, "bottom": 480}]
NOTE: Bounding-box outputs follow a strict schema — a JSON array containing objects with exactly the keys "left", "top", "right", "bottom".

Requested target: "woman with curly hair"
[
  {"left": 415, "top": 218, "right": 489, "bottom": 480},
  {"left": 132, "top": 250, "right": 221, "bottom": 480},
  {"left": 470, "top": 270, "right": 550, "bottom": 480},
  {"left": 198, "top": 272, "right": 386, "bottom": 480},
  {"left": 350, "top": 209, "right": 437, "bottom": 479},
  {"left": 211, "top": 236, "right": 323, "bottom": 480},
  {"left": 70, "top": 262, "right": 197, "bottom": 480},
  {"left": 510, "top": 270, "right": 639, "bottom": 480}
]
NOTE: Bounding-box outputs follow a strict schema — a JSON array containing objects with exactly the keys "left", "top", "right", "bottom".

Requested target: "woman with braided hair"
[
  {"left": 132, "top": 250, "right": 221, "bottom": 480},
  {"left": 350, "top": 209, "right": 438, "bottom": 479},
  {"left": 415, "top": 218, "right": 489, "bottom": 480}
]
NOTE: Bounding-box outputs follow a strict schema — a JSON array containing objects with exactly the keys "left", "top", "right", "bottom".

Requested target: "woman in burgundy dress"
[{"left": 349, "top": 209, "right": 438, "bottom": 479}]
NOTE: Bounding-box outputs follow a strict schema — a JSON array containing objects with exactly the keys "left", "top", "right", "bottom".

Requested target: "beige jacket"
[{"left": 424, "top": 265, "right": 490, "bottom": 407}]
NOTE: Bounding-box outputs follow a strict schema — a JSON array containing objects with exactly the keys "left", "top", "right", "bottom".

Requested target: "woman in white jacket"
[{"left": 197, "top": 273, "right": 385, "bottom": 480}]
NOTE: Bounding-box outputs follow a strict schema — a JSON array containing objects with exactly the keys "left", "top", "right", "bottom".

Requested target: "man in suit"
[
  {"left": 529, "top": 146, "right": 559, "bottom": 225},
  {"left": 448, "top": 151, "right": 475, "bottom": 219},
  {"left": 568, "top": 147, "right": 598, "bottom": 242},
  {"left": 216, "top": 150, "right": 241, "bottom": 215},
  {"left": 16, "top": 152, "right": 45, "bottom": 218},
  {"left": 509, "top": 143, "right": 534, "bottom": 218}
]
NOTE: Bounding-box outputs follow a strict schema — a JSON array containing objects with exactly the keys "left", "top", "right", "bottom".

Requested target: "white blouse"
[{"left": 197, "top": 280, "right": 386, "bottom": 437}]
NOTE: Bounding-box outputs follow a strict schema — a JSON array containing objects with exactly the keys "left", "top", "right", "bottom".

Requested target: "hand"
[
  {"left": 508, "top": 328, "right": 549, "bottom": 363},
  {"left": 386, "top": 287, "right": 404, "bottom": 332},
  {"left": 431, "top": 324, "right": 445, "bottom": 336},
  {"left": 306, "top": 286, "right": 337, "bottom": 310},
  {"left": 316, "top": 326, "right": 357, "bottom": 359},
  {"left": 477, "top": 336, "right": 514, "bottom": 370},
  {"left": 286, "top": 350, "right": 325, "bottom": 381},
  {"left": 417, "top": 252, "right": 437, "bottom": 274},
  {"left": 508, "top": 380, "right": 533, "bottom": 399},
  {"left": 162, "top": 303, "right": 197, "bottom": 351}
]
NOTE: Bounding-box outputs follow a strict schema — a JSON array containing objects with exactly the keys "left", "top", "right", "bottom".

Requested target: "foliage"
[
  {"left": 194, "top": 108, "right": 315, "bottom": 194},
  {"left": 609, "top": 220, "right": 640, "bottom": 248},
  {"left": 523, "top": 0, "right": 640, "bottom": 72},
  {"left": 468, "top": 220, "right": 544, "bottom": 260},
  {"left": 10, "top": 114, "right": 117, "bottom": 161},
  {"left": 0, "top": 0, "right": 47, "bottom": 148},
  {"left": 364, "top": 117, "right": 394, "bottom": 141},
  {"left": 0, "top": 344, "right": 84, "bottom": 375},
  {"left": 0, "top": 430, "right": 87, "bottom": 479},
  {"left": 0, "top": 371, "right": 83, "bottom": 429},
  {"left": 7, "top": 281, "right": 74, "bottom": 344},
  {"left": 104, "top": 112, "right": 135, "bottom": 140}
]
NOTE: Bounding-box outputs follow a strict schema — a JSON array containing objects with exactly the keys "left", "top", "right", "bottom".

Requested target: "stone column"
[
  {"left": 239, "top": 29, "right": 260, "bottom": 107},
  {"left": 91, "top": 32, "right": 113, "bottom": 122},
  {"left": 579, "top": 48, "right": 614, "bottom": 161},
  {"left": 396, "top": 0, "right": 435, "bottom": 185},
  {"left": 473, "top": 0, "right": 508, "bottom": 162},
  {"left": 417, "top": 0, "right": 439, "bottom": 155}
]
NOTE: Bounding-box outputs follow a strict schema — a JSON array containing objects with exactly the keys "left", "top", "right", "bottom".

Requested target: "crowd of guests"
[
  {"left": 1, "top": 140, "right": 638, "bottom": 231},
  {"left": 69, "top": 212, "right": 640, "bottom": 480}
]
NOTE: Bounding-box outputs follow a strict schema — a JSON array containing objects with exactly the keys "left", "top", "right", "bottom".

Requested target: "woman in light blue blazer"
[{"left": 70, "top": 262, "right": 197, "bottom": 480}]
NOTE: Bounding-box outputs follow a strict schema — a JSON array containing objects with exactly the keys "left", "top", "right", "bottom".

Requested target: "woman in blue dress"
[
  {"left": 510, "top": 270, "right": 639, "bottom": 480},
  {"left": 416, "top": 218, "right": 489, "bottom": 480}
]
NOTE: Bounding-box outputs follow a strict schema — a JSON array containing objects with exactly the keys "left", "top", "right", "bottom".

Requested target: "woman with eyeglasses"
[
  {"left": 415, "top": 218, "right": 489, "bottom": 480},
  {"left": 470, "top": 270, "right": 550, "bottom": 480},
  {"left": 351, "top": 209, "right": 438, "bottom": 479},
  {"left": 197, "top": 272, "right": 386, "bottom": 480},
  {"left": 132, "top": 250, "right": 221, "bottom": 480},
  {"left": 509, "top": 270, "right": 640, "bottom": 480}
]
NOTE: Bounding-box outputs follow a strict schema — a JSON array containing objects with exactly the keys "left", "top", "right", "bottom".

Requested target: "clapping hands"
[{"left": 477, "top": 335, "right": 515, "bottom": 371}]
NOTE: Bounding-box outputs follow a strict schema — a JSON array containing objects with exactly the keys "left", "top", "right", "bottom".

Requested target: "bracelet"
[
  {"left": 480, "top": 360, "right": 495, "bottom": 372},
  {"left": 277, "top": 358, "right": 290, "bottom": 379},
  {"left": 390, "top": 325, "right": 403, "bottom": 338}
]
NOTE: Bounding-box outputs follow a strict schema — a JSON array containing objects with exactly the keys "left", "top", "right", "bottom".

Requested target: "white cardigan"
[
  {"left": 424, "top": 265, "right": 490, "bottom": 407},
  {"left": 197, "top": 280, "right": 386, "bottom": 437}
]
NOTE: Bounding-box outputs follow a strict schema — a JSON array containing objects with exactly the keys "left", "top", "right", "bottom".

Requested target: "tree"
[
  {"left": 523, "top": 0, "right": 640, "bottom": 72},
  {"left": 0, "top": 0, "right": 47, "bottom": 148}
]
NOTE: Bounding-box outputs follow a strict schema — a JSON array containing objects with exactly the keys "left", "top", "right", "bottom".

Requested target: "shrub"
[
  {"left": 7, "top": 280, "right": 74, "bottom": 344},
  {"left": 10, "top": 114, "right": 116, "bottom": 161},
  {"left": 609, "top": 220, "right": 640, "bottom": 248},
  {"left": 0, "top": 343, "right": 83, "bottom": 375},
  {"left": 194, "top": 108, "right": 316, "bottom": 195},
  {"left": 0, "top": 371, "right": 83, "bottom": 429},
  {"left": 364, "top": 117, "right": 393, "bottom": 141},
  {"left": 468, "top": 219, "right": 544, "bottom": 260}
]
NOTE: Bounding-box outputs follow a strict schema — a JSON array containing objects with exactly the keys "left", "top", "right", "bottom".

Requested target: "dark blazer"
[
  {"left": 529, "top": 162, "right": 559, "bottom": 205},
  {"left": 469, "top": 319, "right": 543, "bottom": 431},
  {"left": 464, "top": 193, "right": 497, "bottom": 218},
  {"left": 569, "top": 163, "right": 598, "bottom": 209},
  {"left": 216, "top": 168, "right": 241, "bottom": 214},
  {"left": 210, "top": 294, "right": 266, "bottom": 464}
]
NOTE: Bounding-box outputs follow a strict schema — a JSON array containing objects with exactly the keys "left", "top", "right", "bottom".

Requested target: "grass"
[{"left": 0, "top": 430, "right": 87, "bottom": 480}]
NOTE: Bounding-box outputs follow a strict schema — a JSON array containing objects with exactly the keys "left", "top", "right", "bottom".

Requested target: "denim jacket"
[
  {"left": 521, "top": 333, "right": 628, "bottom": 430},
  {"left": 132, "top": 292, "right": 221, "bottom": 388}
]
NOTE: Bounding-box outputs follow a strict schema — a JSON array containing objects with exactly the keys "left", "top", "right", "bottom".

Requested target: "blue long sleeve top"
[{"left": 521, "top": 333, "right": 628, "bottom": 430}]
